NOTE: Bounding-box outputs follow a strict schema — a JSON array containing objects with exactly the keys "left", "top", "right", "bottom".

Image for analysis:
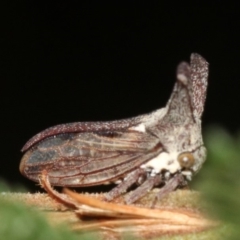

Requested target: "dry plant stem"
[
  {"left": 75, "top": 208, "right": 140, "bottom": 219},
  {"left": 39, "top": 170, "right": 79, "bottom": 209},
  {"left": 39, "top": 171, "right": 217, "bottom": 235},
  {"left": 40, "top": 171, "right": 141, "bottom": 218},
  {"left": 64, "top": 188, "right": 215, "bottom": 228},
  {"left": 71, "top": 218, "right": 210, "bottom": 233}
]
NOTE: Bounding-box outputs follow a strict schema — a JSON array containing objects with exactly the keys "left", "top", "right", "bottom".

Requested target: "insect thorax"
[{"left": 139, "top": 119, "right": 205, "bottom": 182}]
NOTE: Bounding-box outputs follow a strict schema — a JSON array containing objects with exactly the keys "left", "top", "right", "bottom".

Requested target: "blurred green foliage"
[
  {"left": 0, "top": 186, "right": 93, "bottom": 240},
  {"left": 0, "top": 178, "right": 27, "bottom": 193},
  {"left": 194, "top": 126, "right": 240, "bottom": 240}
]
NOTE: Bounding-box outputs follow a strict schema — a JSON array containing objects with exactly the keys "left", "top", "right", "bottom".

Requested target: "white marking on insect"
[
  {"left": 182, "top": 171, "right": 192, "bottom": 176},
  {"left": 129, "top": 123, "right": 146, "bottom": 132},
  {"left": 182, "top": 171, "right": 193, "bottom": 181},
  {"left": 141, "top": 152, "right": 181, "bottom": 175}
]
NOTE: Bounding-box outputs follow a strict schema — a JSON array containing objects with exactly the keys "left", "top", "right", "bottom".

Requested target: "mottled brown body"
[{"left": 20, "top": 53, "right": 208, "bottom": 203}]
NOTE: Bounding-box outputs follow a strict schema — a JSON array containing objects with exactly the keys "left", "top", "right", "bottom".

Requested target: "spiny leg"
[
  {"left": 104, "top": 168, "right": 146, "bottom": 201},
  {"left": 125, "top": 175, "right": 162, "bottom": 204},
  {"left": 151, "top": 173, "right": 186, "bottom": 208}
]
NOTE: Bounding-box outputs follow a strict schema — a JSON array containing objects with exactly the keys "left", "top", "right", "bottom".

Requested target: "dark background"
[{"left": 2, "top": 2, "right": 240, "bottom": 191}]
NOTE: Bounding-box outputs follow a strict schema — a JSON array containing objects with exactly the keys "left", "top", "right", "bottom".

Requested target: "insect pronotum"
[{"left": 20, "top": 53, "right": 208, "bottom": 204}]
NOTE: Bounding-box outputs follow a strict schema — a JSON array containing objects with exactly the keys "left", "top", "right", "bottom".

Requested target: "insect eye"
[{"left": 177, "top": 152, "right": 195, "bottom": 169}]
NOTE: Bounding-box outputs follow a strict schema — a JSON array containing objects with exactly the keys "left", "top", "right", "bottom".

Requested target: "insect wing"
[
  {"left": 21, "top": 119, "right": 142, "bottom": 152},
  {"left": 20, "top": 127, "right": 161, "bottom": 187}
]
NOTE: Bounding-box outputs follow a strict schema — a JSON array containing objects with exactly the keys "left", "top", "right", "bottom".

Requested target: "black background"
[{"left": 2, "top": 2, "right": 240, "bottom": 191}]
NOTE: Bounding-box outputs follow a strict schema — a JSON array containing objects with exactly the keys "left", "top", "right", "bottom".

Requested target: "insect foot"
[{"left": 20, "top": 53, "right": 208, "bottom": 204}]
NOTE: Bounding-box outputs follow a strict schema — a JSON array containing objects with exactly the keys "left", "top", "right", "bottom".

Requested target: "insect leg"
[
  {"left": 151, "top": 173, "right": 186, "bottom": 208},
  {"left": 125, "top": 175, "right": 162, "bottom": 204},
  {"left": 104, "top": 168, "right": 146, "bottom": 201}
]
